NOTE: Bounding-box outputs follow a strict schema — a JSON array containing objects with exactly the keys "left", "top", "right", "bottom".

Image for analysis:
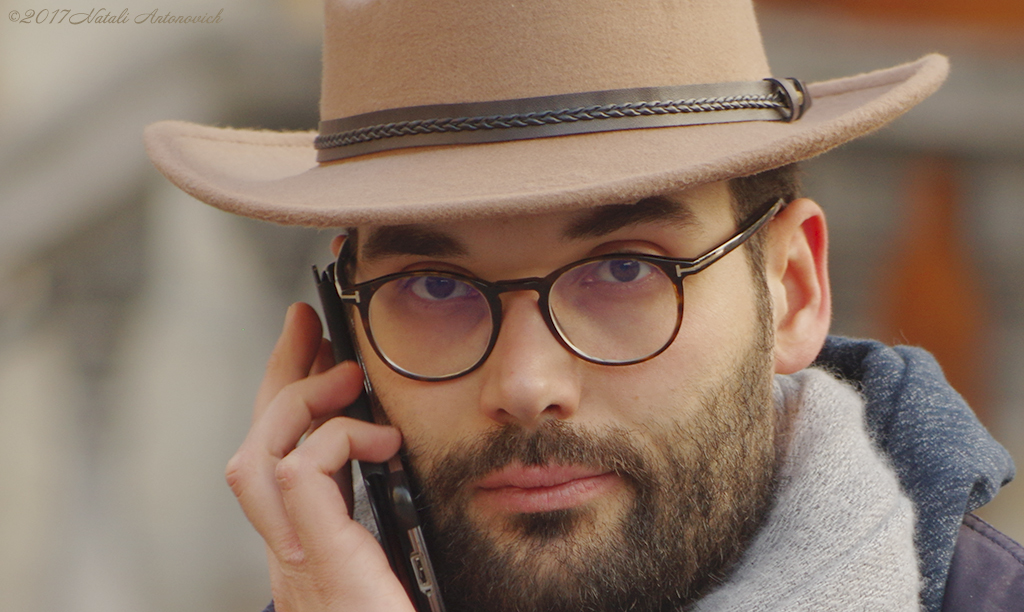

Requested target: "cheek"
[
  {"left": 361, "top": 352, "right": 483, "bottom": 462},
  {"left": 353, "top": 308, "right": 486, "bottom": 442},
  {"left": 683, "top": 254, "right": 760, "bottom": 346},
  {"left": 609, "top": 256, "right": 760, "bottom": 412}
]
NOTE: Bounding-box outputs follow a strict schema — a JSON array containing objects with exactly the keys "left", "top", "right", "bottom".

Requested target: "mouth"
[{"left": 473, "top": 463, "right": 620, "bottom": 514}]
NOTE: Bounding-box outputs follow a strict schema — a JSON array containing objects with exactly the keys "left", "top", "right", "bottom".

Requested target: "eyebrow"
[
  {"left": 360, "top": 195, "right": 699, "bottom": 262},
  {"left": 361, "top": 224, "right": 468, "bottom": 263},
  {"left": 562, "top": 195, "right": 699, "bottom": 240}
]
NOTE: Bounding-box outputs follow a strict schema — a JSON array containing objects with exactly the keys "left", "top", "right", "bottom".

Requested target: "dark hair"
[
  {"left": 344, "top": 164, "right": 801, "bottom": 279},
  {"left": 726, "top": 163, "right": 803, "bottom": 339},
  {"left": 729, "top": 162, "right": 802, "bottom": 258},
  {"left": 729, "top": 163, "right": 802, "bottom": 227},
  {"left": 339, "top": 227, "right": 359, "bottom": 282}
]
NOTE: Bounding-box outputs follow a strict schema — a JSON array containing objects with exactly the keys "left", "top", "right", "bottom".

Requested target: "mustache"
[{"left": 414, "top": 420, "right": 654, "bottom": 505}]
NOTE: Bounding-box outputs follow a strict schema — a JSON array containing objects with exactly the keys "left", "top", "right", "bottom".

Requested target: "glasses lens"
[
  {"left": 549, "top": 257, "right": 680, "bottom": 363},
  {"left": 367, "top": 273, "right": 492, "bottom": 378}
]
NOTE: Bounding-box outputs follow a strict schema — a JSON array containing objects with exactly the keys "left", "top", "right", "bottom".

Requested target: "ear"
[
  {"left": 764, "top": 198, "right": 831, "bottom": 374},
  {"left": 330, "top": 234, "right": 347, "bottom": 258}
]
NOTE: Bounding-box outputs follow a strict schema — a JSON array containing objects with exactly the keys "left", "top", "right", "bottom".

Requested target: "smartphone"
[{"left": 313, "top": 263, "right": 447, "bottom": 612}]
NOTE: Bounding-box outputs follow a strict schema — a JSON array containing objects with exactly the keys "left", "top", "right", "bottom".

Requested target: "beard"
[{"left": 404, "top": 320, "right": 780, "bottom": 612}]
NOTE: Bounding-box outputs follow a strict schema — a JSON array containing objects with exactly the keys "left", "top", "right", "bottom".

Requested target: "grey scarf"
[{"left": 694, "top": 368, "right": 921, "bottom": 611}]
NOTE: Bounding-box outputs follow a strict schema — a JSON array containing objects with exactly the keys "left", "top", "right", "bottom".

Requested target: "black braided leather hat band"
[{"left": 316, "top": 78, "right": 810, "bottom": 162}]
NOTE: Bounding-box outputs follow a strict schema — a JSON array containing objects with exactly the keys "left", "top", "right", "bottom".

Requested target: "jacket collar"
[{"left": 814, "top": 336, "right": 1015, "bottom": 612}]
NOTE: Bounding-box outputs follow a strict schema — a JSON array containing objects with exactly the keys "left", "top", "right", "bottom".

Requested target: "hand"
[{"left": 225, "top": 302, "right": 415, "bottom": 612}]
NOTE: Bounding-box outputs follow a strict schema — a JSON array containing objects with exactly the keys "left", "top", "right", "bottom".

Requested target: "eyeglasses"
[{"left": 335, "top": 197, "right": 784, "bottom": 381}]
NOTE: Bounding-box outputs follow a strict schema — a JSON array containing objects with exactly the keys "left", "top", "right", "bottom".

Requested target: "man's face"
[{"left": 350, "top": 181, "right": 781, "bottom": 611}]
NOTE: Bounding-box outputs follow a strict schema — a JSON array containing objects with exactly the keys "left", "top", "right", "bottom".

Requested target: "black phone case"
[{"left": 314, "top": 263, "right": 446, "bottom": 612}]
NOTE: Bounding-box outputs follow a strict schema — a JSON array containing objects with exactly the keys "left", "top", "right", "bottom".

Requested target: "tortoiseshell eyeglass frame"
[{"left": 331, "top": 197, "right": 786, "bottom": 382}]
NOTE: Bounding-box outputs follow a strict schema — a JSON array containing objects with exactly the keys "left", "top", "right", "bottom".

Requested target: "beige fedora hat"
[{"left": 144, "top": 0, "right": 948, "bottom": 228}]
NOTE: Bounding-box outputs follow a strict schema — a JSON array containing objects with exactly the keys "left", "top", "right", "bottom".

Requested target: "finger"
[
  {"left": 227, "top": 447, "right": 304, "bottom": 563},
  {"left": 308, "top": 337, "right": 344, "bottom": 435},
  {"left": 227, "top": 361, "right": 365, "bottom": 560},
  {"left": 258, "top": 360, "right": 366, "bottom": 459},
  {"left": 254, "top": 303, "right": 324, "bottom": 423},
  {"left": 334, "top": 459, "right": 355, "bottom": 520},
  {"left": 309, "top": 336, "right": 336, "bottom": 376},
  {"left": 276, "top": 417, "right": 402, "bottom": 560},
  {"left": 280, "top": 417, "right": 402, "bottom": 492},
  {"left": 308, "top": 335, "right": 350, "bottom": 513}
]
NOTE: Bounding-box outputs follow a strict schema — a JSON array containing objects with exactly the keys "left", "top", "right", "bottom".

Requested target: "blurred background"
[{"left": 1, "top": 1, "right": 1021, "bottom": 610}]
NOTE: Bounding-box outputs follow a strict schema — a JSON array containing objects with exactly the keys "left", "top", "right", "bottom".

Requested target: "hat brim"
[{"left": 144, "top": 54, "right": 947, "bottom": 228}]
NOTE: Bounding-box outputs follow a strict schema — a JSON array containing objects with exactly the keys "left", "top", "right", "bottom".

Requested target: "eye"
[
  {"left": 593, "top": 258, "right": 653, "bottom": 283},
  {"left": 406, "top": 275, "right": 475, "bottom": 301}
]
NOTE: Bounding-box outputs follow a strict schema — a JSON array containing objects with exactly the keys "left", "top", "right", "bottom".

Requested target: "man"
[{"left": 144, "top": 0, "right": 1022, "bottom": 610}]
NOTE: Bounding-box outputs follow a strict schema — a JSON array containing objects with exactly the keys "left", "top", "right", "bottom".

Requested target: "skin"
[{"left": 225, "top": 181, "right": 832, "bottom": 612}]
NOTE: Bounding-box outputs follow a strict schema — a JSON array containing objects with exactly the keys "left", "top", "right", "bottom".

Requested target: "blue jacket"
[{"left": 815, "top": 337, "right": 1023, "bottom": 612}]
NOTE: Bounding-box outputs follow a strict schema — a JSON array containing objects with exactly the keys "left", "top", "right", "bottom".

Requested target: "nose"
[{"left": 476, "top": 292, "right": 581, "bottom": 428}]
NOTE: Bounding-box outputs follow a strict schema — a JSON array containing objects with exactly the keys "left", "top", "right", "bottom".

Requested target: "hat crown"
[{"left": 321, "top": 0, "right": 772, "bottom": 120}]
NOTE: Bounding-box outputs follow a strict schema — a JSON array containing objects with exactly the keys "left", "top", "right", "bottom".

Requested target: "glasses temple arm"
[{"left": 678, "top": 197, "right": 785, "bottom": 276}]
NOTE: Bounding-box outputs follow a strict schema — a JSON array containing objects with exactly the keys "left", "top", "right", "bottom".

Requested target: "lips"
[{"left": 474, "top": 464, "right": 619, "bottom": 514}]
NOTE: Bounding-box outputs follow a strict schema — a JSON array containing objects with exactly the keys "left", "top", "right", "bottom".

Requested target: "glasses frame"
[{"left": 334, "top": 197, "right": 785, "bottom": 382}]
